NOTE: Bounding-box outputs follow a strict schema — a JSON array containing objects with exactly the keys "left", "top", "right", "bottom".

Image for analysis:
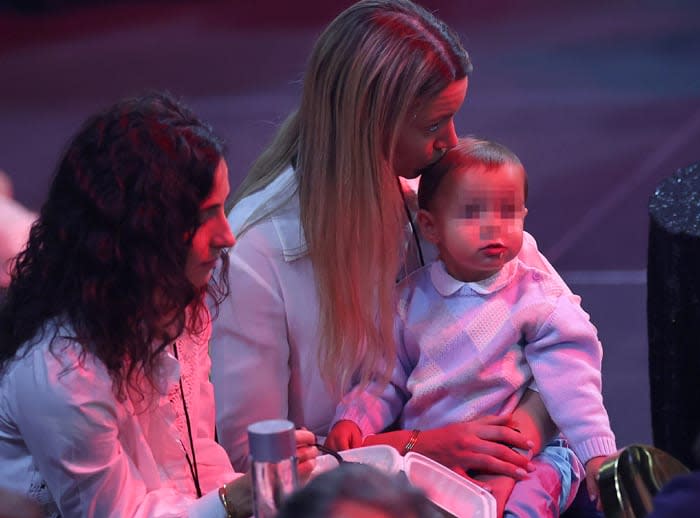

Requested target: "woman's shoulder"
[
  {"left": 3, "top": 324, "right": 114, "bottom": 412},
  {"left": 228, "top": 166, "right": 297, "bottom": 234},
  {"left": 230, "top": 215, "right": 293, "bottom": 262},
  {"left": 229, "top": 167, "right": 308, "bottom": 257},
  {"left": 232, "top": 207, "right": 309, "bottom": 264}
]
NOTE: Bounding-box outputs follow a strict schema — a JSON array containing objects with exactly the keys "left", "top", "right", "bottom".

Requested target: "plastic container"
[
  {"left": 405, "top": 451, "right": 496, "bottom": 518},
  {"left": 310, "top": 444, "right": 496, "bottom": 518}
]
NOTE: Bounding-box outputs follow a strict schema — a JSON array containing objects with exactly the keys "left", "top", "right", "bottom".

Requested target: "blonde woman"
[{"left": 211, "top": 0, "right": 581, "bottom": 511}]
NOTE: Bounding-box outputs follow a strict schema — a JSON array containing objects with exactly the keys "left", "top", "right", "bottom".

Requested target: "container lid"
[
  {"left": 404, "top": 451, "right": 496, "bottom": 518},
  {"left": 247, "top": 419, "right": 296, "bottom": 462}
]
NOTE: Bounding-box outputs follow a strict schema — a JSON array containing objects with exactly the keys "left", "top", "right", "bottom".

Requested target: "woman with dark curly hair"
[{"left": 0, "top": 91, "right": 317, "bottom": 518}]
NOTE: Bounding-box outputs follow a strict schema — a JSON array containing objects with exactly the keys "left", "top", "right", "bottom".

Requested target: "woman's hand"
[
  {"left": 325, "top": 420, "right": 363, "bottom": 451},
  {"left": 222, "top": 431, "right": 318, "bottom": 518},
  {"left": 361, "top": 390, "right": 551, "bottom": 480},
  {"left": 414, "top": 416, "right": 535, "bottom": 479},
  {"left": 294, "top": 429, "right": 319, "bottom": 483}
]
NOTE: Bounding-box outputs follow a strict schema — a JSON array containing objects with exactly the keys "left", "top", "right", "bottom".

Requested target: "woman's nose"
[
  {"left": 435, "top": 120, "right": 458, "bottom": 152},
  {"left": 214, "top": 214, "right": 235, "bottom": 248}
]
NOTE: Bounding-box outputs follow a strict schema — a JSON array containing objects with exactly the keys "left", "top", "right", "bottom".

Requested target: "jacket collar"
[
  {"left": 230, "top": 167, "right": 424, "bottom": 263},
  {"left": 227, "top": 166, "right": 307, "bottom": 262}
]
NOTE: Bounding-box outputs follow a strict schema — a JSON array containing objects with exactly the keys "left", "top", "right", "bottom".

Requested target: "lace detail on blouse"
[
  {"left": 27, "top": 471, "right": 60, "bottom": 518},
  {"left": 167, "top": 337, "right": 198, "bottom": 457}
]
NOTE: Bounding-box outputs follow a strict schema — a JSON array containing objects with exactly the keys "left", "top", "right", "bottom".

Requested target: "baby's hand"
[
  {"left": 325, "top": 420, "right": 363, "bottom": 451},
  {"left": 585, "top": 455, "right": 608, "bottom": 510}
]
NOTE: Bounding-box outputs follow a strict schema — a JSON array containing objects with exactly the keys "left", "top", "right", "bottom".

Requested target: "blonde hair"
[{"left": 231, "top": 0, "right": 471, "bottom": 393}]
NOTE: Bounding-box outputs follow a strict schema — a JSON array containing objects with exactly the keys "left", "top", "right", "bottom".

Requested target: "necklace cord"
[
  {"left": 173, "top": 343, "right": 203, "bottom": 498},
  {"left": 397, "top": 177, "right": 425, "bottom": 268}
]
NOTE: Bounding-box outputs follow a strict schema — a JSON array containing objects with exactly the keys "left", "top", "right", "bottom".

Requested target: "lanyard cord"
[
  {"left": 397, "top": 176, "right": 425, "bottom": 269},
  {"left": 173, "top": 343, "right": 203, "bottom": 498}
]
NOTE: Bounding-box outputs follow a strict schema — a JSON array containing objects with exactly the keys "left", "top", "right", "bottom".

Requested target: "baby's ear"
[
  {"left": 523, "top": 206, "right": 528, "bottom": 219},
  {"left": 416, "top": 209, "right": 440, "bottom": 244}
]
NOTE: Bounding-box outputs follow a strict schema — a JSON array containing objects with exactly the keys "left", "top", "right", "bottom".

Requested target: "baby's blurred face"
[{"left": 430, "top": 162, "right": 527, "bottom": 282}]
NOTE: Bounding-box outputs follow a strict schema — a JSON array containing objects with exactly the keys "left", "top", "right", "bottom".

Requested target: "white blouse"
[{"left": 0, "top": 312, "right": 239, "bottom": 517}]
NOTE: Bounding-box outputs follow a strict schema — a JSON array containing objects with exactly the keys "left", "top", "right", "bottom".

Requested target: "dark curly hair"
[{"left": 0, "top": 91, "right": 230, "bottom": 394}]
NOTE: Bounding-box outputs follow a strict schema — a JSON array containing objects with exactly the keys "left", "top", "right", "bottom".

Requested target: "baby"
[{"left": 328, "top": 137, "right": 616, "bottom": 516}]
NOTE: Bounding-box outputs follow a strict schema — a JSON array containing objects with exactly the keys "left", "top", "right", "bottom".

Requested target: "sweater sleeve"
[{"left": 524, "top": 289, "right": 617, "bottom": 464}]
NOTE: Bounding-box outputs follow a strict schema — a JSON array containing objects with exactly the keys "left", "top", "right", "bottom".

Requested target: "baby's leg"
[{"left": 504, "top": 439, "right": 585, "bottom": 518}]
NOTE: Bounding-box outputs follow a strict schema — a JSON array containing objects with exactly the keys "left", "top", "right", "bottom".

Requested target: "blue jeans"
[{"left": 504, "top": 439, "right": 585, "bottom": 518}]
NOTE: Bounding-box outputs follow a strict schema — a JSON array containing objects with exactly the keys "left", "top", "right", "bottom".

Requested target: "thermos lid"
[{"left": 247, "top": 419, "right": 296, "bottom": 462}]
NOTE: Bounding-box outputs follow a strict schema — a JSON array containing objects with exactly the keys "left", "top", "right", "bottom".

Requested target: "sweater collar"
[{"left": 429, "top": 258, "right": 518, "bottom": 296}]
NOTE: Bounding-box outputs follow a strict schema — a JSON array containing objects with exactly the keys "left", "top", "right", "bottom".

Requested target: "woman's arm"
[
  {"left": 361, "top": 389, "right": 555, "bottom": 479},
  {"left": 362, "top": 415, "right": 535, "bottom": 479},
  {"left": 363, "top": 390, "right": 553, "bottom": 518},
  {"left": 361, "top": 393, "right": 553, "bottom": 518},
  {"left": 210, "top": 225, "right": 292, "bottom": 472}
]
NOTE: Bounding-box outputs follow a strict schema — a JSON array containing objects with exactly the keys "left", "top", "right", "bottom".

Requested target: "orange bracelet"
[{"left": 403, "top": 429, "right": 420, "bottom": 455}]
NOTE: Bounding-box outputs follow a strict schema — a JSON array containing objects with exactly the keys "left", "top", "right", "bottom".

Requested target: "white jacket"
[{"left": 0, "top": 311, "right": 238, "bottom": 517}]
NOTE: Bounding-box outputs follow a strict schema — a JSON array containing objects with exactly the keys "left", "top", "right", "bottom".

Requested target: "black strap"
[{"left": 173, "top": 343, "right": 203, "bottom": 498}]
